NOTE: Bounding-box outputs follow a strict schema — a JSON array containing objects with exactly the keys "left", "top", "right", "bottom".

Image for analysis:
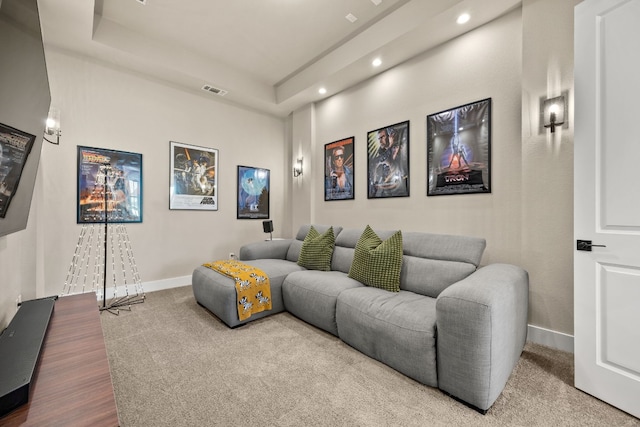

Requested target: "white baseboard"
[
  {"left": 102, "top": 275, "right": 191, "bottom": 300},
  {"left": 527, "top": 324, "right": 574, "bottom": 353}
]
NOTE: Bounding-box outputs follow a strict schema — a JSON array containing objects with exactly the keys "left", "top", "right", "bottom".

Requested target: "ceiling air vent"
[{"left": 201, "top": 84, "right": 228, "bottom": 97}]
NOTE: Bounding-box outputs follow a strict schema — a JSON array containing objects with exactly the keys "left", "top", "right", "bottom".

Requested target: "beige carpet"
[{"left": 100, "top": 286, "right": 639, "bottom": 427}]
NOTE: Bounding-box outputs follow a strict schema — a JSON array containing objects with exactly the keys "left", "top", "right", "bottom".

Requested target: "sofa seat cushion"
[
  {"left": 192, "top": 259, "right": 305, "bottom": 328},
  {"left": 335, "top": 287, "right": 438, "bottom": 387},
  {"left": 282, "top": 270, "right": 364, "bottom": 336}
]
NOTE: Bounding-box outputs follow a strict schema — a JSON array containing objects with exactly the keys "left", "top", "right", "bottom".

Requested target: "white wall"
[
  {"left": 289, "top": 105, "right": 314, "bottom": 232},
  {"left": 0, "top": 222, "right": 37, "bottom": 328},
  {"left": 311, "top": 9, "right": 523, "bottom": 269},
  {"left": 521, "top": 0, "right": 579, "bottom": 338},
  {"left": 34, "top": 50, "right": 286, "bottom": 299}
]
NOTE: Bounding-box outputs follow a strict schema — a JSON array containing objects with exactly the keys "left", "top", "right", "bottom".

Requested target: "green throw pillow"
[
  {"left": 348, "top": 225, "right": 403, "bottom": 292},
  {"left": 297, "top": 226, "right": 335, "bottom": 271}
]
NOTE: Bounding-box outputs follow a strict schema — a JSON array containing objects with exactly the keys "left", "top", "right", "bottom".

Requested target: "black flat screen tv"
[{"left": 0, "top": 0, "right": 51, "bottom": 238}]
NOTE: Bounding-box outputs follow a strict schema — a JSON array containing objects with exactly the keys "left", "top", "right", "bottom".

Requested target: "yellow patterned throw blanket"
[{"left": 203, "top": 260, "right": 272, "bottom": 321}]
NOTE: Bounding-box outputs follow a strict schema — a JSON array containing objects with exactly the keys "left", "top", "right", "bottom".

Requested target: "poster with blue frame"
[
  {"left": 77, "top": 146, "right": 142, "bottom": 223},
  {"left": 237, "top": 165, "right": 270, "bottom": 219}
]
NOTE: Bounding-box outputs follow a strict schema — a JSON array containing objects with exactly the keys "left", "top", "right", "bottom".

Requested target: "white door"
[{"left": 574, "top": 0, "right": 640, "bottom": 419}]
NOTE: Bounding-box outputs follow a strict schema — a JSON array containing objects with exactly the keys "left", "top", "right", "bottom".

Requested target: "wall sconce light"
[
  {"left": 542, "top": 95, "right": 566, "bottom": 133},
  {"left": 293, "top": 158, "right": 303, "bottom": 177},
  {"left": 44, "top": 107, "right": 61, "bottom": 145}
]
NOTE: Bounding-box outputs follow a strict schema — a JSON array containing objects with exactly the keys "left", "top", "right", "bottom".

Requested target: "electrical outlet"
[
  {"left": 229, "top": 252, "right": 235, "bottom": 259},
  {"left": 16, "top": 294, "right": 22, "bottom": 309}
]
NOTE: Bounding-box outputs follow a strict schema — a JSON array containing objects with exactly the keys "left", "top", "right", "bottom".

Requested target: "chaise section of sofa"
[{"left": 192, "top": 256, "right": 305, "bottom": 328}]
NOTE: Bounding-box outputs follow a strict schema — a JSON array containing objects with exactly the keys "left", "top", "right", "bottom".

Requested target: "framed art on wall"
[
  {"left": 367, "top": 120, "right": 410, "bottom": 198},
  {"left": 170, "top": 141, "right": 218, "bottom": 210},
  {"left": 237, "top": 165, "right": 270, "bottom": 219},
  {"left": 324, "top": 136, "right": 354, "bottom": 201},
  {"left": 0, "top": 123, "right": 36, "bottom": 218},
  {"left": 77, "top": 146, "right": 142, "bottom": 223},
  {"left": 426, "top": 98, "right": 491, "bottom": 196}
]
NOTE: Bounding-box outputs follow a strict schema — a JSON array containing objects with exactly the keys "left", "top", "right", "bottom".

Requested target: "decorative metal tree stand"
[
  {"left": 61, "top": 163, "right": 144, "bottom": 314},
  {"left": 61, "top": 222, "right": 145, "bottom": 315}
]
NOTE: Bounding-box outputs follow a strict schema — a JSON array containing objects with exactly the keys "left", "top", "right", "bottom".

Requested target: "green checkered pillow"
[
  {"left": 348, "top": 225, "right": 403, "bottom": 292},
  {"left": 297, "top": 226, "right": 335, "bottom": 271}
]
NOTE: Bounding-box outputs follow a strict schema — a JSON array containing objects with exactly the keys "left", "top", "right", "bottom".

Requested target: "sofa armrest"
[
  {"left": 239, "top": 239, "right": 293, "bottom": 261},
  {"left": 436, "top": 263, "right": 529, "bottom": 412}
]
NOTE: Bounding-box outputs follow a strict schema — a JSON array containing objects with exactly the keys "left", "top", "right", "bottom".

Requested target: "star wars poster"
[
  {"left": 367, "top": 121, "right": 410, "bottom": 198},
  {"left": 170, "top": 141, "right": 218, "bottom": 210},
  {"left": 325, "top": 136, "right": 354, "bottom": 201},
  {"left": 237, "top": 165, "right": 269, "bottom": 219},
  {"left": 427, "top": 98, "right": 491, "bottom": 196},
  {"left": 77, "top": 146, "right": 143, "bottom": 223},
  {"left": 0, "top": 123, "right": 35, "bottom": 218}
]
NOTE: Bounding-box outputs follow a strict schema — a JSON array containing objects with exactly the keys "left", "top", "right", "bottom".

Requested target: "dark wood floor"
[{"left": 0, "top": 292, "right": 119, "bottom": 426}]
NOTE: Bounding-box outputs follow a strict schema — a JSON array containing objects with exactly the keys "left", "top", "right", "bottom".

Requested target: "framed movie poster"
[
  {"left": 367, "top": 120, "right": 410, "bottom": 198},
  {"left": 324, "top": 136, "right": 354, "bottom": 201},
  {"left": 169, "top": 141, "right": 218, "bottom": 210},
  {"left": 0, "top": 123, "right": 36, "bottom": 218},
  {"left": 237, "top": 165, "right": 270, "bottom": 219},
  {"left": 77, "top": 146, "right": 142, "bottom": 223},
  {"left": 427, "top": 98, "right": 491, "bottom": 196}
]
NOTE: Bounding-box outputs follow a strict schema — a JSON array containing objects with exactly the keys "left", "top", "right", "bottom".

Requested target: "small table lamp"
[{"left": 263, "top": 220, "right": 274, "bottom": 240}]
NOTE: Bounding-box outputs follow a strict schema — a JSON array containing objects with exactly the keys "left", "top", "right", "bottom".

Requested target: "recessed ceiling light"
[
  {"left": 372, "top": 58, "right": 382, "bottom": 67},
  {"left": 345, "top": 13, "right": 357, "bottom": 23},
  {"left": 456, "top": 13, "right": 470, "bottom": 24},
  {"left": 371, "top": 0, "right": 382, "bottom": 5},
  {"left": 319, "top": 88, "right": 327, "bottom": 95}
]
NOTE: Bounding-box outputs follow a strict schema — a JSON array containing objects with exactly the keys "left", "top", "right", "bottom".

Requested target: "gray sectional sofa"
[{"left": 192, "top": 224, "right": 529, "bottom": 413}]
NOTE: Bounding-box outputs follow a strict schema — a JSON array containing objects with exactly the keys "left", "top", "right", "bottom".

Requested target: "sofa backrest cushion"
[
  {"left": 286, "top": 224, "right": 343, "bottom": 263},
  {"left": 334, "top": 226, "right": 486, "bottom": 298}
]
